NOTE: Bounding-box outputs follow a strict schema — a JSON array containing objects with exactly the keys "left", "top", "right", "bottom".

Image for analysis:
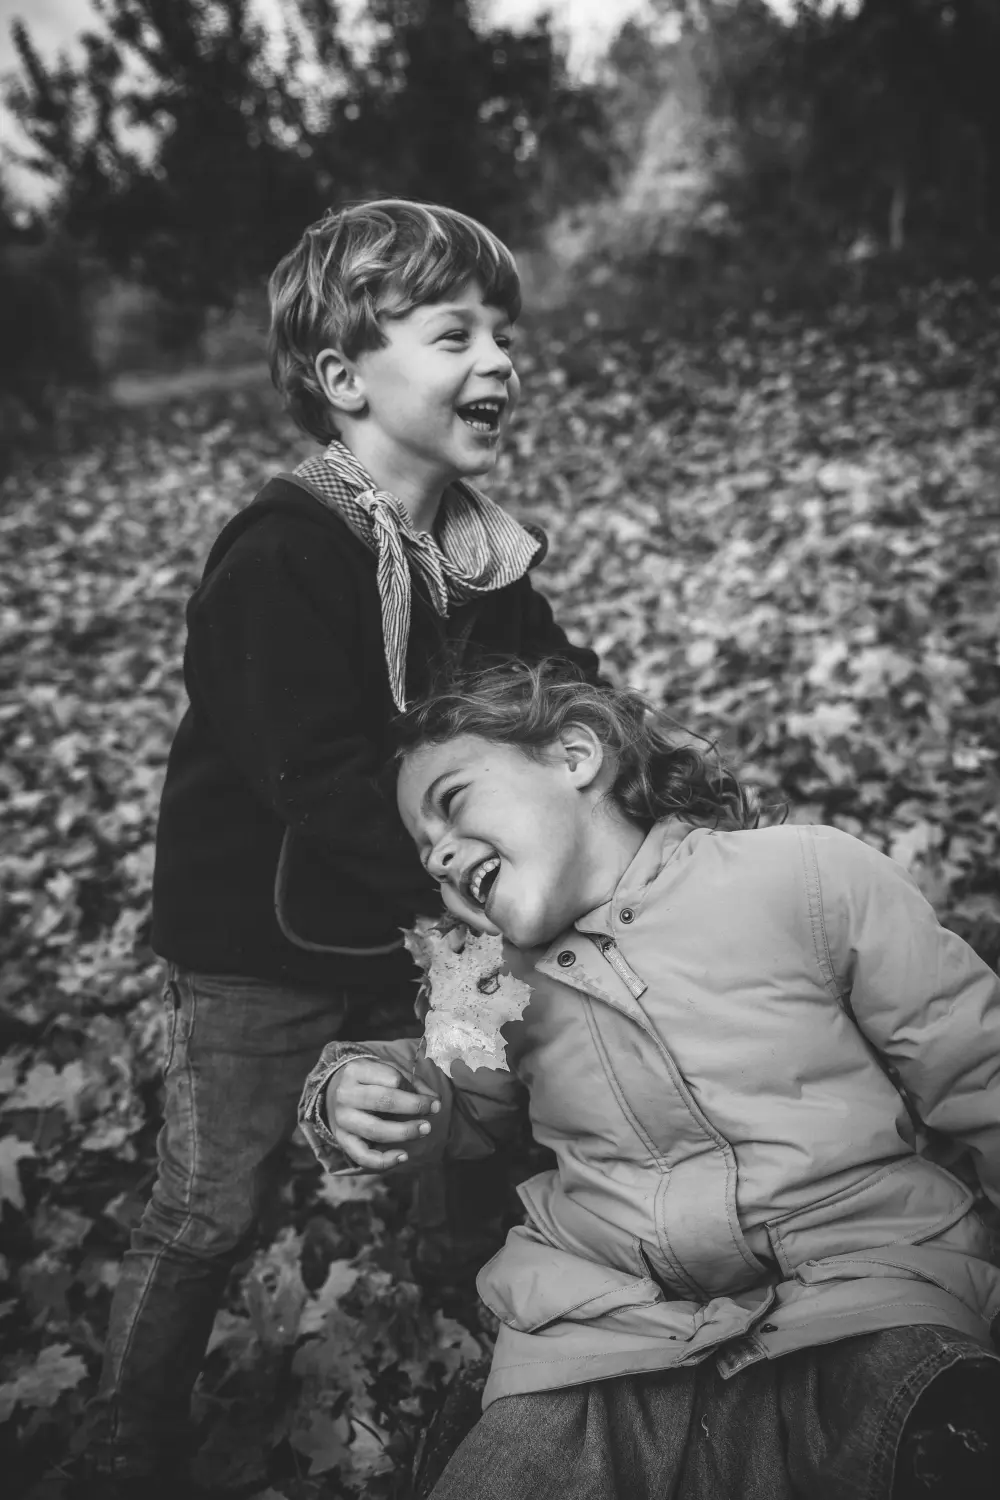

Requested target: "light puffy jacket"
[{"left": 300, "top": 821, "right": 1000, "bottom": 1408}]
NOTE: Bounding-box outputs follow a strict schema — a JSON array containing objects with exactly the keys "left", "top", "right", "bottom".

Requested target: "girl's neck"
[{"left": 580, "top": 810, "right": 647, "bottom": 917}]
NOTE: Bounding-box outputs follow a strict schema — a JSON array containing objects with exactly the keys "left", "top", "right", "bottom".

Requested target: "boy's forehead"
[{"left": 394, "top": 281, "right": 513, "bottom": 324}]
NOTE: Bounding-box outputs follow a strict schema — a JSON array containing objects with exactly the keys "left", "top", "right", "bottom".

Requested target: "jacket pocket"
[
  {"left": 764, "top": 1156, "right": 974, "bottom": 1279},
  {"left": 477, "top": 1223, "right": 664, "bottom": 1333},
  {"left": 162, "top": 974, "right": 180, "bottom": 1075},
  {"left": 274, "top": 829, "right": 405, "bottom": 955}
]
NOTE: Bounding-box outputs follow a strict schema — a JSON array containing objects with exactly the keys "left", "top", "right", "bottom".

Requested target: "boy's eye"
[{"left": 440, "top": 329, "right": 468, "bottom": 344}]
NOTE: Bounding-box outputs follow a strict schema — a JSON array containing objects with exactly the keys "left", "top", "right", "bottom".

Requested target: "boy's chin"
[
  {"left": 457, "top": 451, "right": 499, "bottom": 479},
  {"left": 455, "top": 433, "right": 503, "bottom": 468}
]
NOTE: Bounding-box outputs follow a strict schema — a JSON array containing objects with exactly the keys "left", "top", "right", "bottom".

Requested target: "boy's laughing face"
[{"left": 331, "top": 280, "right": 519, "bottom": 501}]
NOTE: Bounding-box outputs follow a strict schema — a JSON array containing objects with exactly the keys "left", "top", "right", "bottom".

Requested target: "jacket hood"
[
  {"left": 202, "top": 473, "right": 549, "bottom": 582},
  {"left": 200, "top": 474, "right": 368, "bottom": 581}
]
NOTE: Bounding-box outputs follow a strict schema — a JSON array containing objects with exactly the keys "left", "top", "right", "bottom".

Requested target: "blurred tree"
[
  {"left": 602, "top": 16, "right": 678, "bottom": 165},
  {"left": 0, "top": 174, "right": 95, "bottom": 431},
  {"left": 4, "top": 0, "right": 612, "bottom": 342},
  {"left": 6, "top": 2, "right": 332, "bottom": 342},
  {"left": 335, "top": 0, "right": 612, "bottom": 237},
  {"left": 697, "top": 0, "right": 1000, "bottom": 250},
  {"left": 622, "top": 0, "right": 1000, "bottom": 269}
]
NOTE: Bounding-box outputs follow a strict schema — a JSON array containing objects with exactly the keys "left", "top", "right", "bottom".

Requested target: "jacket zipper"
[{"left": 597, "top": 937, "right": 646, "bottom": 997}]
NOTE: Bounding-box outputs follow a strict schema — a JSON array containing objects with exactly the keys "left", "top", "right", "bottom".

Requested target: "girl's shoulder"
[
  {"left": 671, "top": 820, "right": 903, "bottom": 910},
  {"left": 704, "top": 823, "right": 925, "bottom": 939},
  {"left": 684, "top": 819, "right": 886, "bottom": 865}
]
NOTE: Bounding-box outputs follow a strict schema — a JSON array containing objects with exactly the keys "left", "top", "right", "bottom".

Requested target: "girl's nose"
[{"left": 426, "top": 839, "right": 457, "bottom": 881}]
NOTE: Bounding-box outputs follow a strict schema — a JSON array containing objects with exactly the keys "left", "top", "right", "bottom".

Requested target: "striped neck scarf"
[{"left": 293, "top": 440, "right": 541, "bottom": 710}]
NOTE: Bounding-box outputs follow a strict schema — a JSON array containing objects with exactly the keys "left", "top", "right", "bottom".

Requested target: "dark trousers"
[{"left": 95, "top": 966, "right": 505, "bottom": 1477}]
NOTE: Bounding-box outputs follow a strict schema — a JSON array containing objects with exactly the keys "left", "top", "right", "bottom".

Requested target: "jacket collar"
[
  {"left": 572, "top": 818, "right": 694, "bottom": 936},
  {"left": 530, "top": 819, "right": 695, "bottom": 1025}
]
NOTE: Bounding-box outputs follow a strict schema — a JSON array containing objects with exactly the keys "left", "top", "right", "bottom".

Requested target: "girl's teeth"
[{"left": 471, "top": 856, "right": 500, "bottom": 904}]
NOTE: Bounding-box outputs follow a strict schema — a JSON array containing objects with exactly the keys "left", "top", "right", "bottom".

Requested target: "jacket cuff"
[{"left": 298, "top": 1043, "right": 383, "bottom": 1173}]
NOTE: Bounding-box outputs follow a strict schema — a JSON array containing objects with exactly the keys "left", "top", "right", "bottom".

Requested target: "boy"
[{"left": 89, "top": 200, "right": 598, "bottom": 1498}]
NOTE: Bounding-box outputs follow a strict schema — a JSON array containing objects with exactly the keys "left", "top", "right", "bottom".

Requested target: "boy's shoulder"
[{"left": 198, "top": 473, "right": 371, "bottom": 584}]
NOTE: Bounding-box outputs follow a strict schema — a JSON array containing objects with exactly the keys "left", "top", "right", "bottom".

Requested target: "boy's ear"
[
  {"left": 558, "top": 724, "right": 605, "bottom": 790},
  {"left": 315, "top": 348, "right": 367, "bottom": 416}
]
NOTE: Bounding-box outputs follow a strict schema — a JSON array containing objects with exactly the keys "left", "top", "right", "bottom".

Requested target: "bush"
[{"left": 0, "top": 238, "right": 98, "bottom": 444}]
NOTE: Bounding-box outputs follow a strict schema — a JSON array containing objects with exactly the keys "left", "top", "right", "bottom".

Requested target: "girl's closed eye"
[{"left": 440, "top": 784, "right": 464, "bottom": 814}]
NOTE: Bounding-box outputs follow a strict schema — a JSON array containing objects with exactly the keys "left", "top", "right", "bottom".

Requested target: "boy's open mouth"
[
  {"left": 465, "top": 853, "right": 501, "bottom": 908},
  {"left": 457, "top": 398, "right": 504, "bottom": 434}
]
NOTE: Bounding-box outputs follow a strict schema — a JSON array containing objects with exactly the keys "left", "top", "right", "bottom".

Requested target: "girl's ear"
[
  {"left": 315, "top": 348, "right": 367, "bottom": 415},
  {"left": 557, "top": 723, "right": 605, "bottom": 790}
]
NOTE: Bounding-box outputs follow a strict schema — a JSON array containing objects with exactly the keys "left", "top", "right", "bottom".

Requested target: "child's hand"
[{"left": 324, "top": 1059, "right": 440, "bottom": 1171}]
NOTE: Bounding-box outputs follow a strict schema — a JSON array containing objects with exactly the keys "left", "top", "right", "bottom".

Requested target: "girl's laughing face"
[{"left": 397, "top": 731, "right": 621, "bottom": 949}]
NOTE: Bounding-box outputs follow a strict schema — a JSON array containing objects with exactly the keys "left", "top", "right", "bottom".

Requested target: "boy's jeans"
[{"left": 95, "top": 966, "right": 505, "bottom": 1478}]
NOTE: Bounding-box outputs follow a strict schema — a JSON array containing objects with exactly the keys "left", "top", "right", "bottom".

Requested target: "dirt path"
[{"left": 109, "top": 359, "right": 269, "bottom": 407}]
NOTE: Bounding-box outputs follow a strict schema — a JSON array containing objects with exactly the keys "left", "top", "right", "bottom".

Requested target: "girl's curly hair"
[{"left": 395, "top": 660, "right": 761, "bottom": 832}]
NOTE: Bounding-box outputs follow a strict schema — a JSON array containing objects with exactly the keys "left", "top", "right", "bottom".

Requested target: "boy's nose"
[{"left": 474, "top": 337, "right": 514, "bottom": 379}]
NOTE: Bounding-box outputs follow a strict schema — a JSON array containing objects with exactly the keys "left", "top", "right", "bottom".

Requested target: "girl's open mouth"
[
  {"left": 457, "top": 399, "right": 504, "bottom": 434},
  {"left": 466, "top": 854, "right": 501, "bottom": 908}
]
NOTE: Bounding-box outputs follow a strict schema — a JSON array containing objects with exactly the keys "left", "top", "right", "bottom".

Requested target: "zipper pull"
[{"left": 595, "top": 935, "right": 647, "bottom": 997}]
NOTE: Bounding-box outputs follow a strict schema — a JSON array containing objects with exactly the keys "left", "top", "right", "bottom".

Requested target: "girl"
[{"left": 300, "top": 662, "right": 1000, "bottom": 1500}]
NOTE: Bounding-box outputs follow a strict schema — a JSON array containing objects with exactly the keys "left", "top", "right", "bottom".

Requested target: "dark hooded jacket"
[{"left": 151, "top": 475, "right": 599, "bottom": 991}]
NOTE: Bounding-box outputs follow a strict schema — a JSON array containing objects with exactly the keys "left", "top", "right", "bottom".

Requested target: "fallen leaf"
[
  {"left": 0, "top": 1343, "right": 87, "bottom": 1422},
  {"left": 0, "top": 1136, "right": 36, "bottom": 1212},
  {"left": 292, "top": 1410, "right": 352, "bottom": 1474},
  {"left": 349, "top": 1417, "right": 394, "bottom": 1478},
  {"left": 315, "top": 1172, "right": 382, "bottom": 1207},
  {"left": 0, "top": 1061, "right": 90, "bottom": 1118},
  {"left": 298, "top": 1260, "right": 363, "bottom": 1336},
  {"left": 405, "top": 925, "right": 532, "bottom": 1075},
  {"left": 245, "top": 1227, "right": 307, "bottom": 1349}
]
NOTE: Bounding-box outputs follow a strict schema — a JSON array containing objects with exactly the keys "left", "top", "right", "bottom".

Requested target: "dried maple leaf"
[
  {"left": 0, "top": 1136, "right": 36, "bottom": 1213},
  {"left": 0, "top": 1343, "right": 87, "bottom": 1422},
  {"left": 403, "top": 921, "right": 532, "bottom": 1075}
]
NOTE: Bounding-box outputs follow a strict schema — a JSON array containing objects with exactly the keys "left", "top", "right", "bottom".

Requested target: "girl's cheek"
[{"left": 440, "top": 883, "right": 499, "bottom": 935}]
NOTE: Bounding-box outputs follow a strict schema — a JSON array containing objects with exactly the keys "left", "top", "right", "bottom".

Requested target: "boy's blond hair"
[{"left": 268, "top": 199, "right": 521, "bottom": 443}]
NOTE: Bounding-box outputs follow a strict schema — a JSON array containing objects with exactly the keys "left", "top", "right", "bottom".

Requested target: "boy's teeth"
[{"left": 459, "top": 401, "right": 501, "bottom": 432}]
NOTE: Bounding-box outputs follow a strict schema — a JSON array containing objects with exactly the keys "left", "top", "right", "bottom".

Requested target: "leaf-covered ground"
[{"left": 2, "top": 282, "right": 999, "bottom": 1497}]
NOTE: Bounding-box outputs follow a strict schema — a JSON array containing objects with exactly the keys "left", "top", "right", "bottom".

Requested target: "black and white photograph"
[{"left": 1, "top": 3, "right": 999, "bottom": 1498}]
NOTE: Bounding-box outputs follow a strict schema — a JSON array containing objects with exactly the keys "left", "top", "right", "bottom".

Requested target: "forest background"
[{"left": 1, "top": 2, "right": 999, "bottom": 1497}]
